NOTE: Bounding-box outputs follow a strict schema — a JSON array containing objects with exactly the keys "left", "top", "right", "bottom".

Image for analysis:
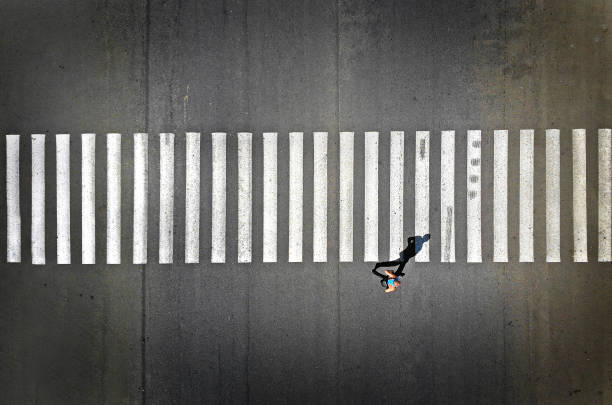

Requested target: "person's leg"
[
  {"left": 393, "top": 261, "right": 407, "bottom": 277},
  {"left": 371, "top": 268, "right": 389, "bottom": 288},
  {"left": 371, "top": 268, "right": 386, "bottom": 279}
]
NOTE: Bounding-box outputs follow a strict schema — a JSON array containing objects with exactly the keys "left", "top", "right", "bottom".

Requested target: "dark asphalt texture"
[{"left": 0, "top": 1, "right": 610, "bottom": 404}]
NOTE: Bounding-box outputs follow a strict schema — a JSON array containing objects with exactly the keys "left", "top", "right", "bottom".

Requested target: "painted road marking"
[
  {"left": 6, "top": 135, "right": 21, "bottom": 263},
  {"left": 211, "top": 133, "right": 226, "bottom": 263},
  {"left": 133, "top": 133, "right": 148, "bottom": 264},
  {"left": 415, "top": 130, "right": 429, "bottom": 262},
  {"left": 493, "top": 130, "right": 508, "bottom": 262},
  {"left": 263, "top": 132, "right": 277, "bottom": 263},
  {"left": 520, "top": 129, "right": 534, "bottom": 262},
  {"left": 289, "top": 132, "right": 303, "bottom": 262},
  {"left": 81, "top": 133, "right": 96, "bottom": 264},
  {"left": 238, "top": 132, "right": 252, "bottom": 263},
  {"left": 106, "top": 133, "right": 121, "bottom": 264},
  {"left": 573, "top": 129, "right": 587, "bottom": 262},
  {"left": 56, "top": 134, "right": 71, "bottom": 264},
  {"left": 467, "top": 130, "right": 482, "bottom": 263},
  {"left": 4, "top": 128, "right": 611, "bottom": 264},
  {"left": 598, "top": 128, "right": 612, "bottom": 262},
  {"left": 313, "top": 132, "right": 328, "bottom": 262},
  {"left": 389, "top": 131, "right": 404, "bottom": 260},
  {"left": 159, "top": 133, "right": 175, "bottom": 264},
  {"left": 339, "top": 131, "right": 354, "bottom": 262},
  {"left": 546, "top": 129, "right": 560, "bottom": 262},
  {"left": 185, "top": 132, "right": 201, "bottom": 264},
  {"left": 31, "top": 134, "right": 45, "bottom": 265},
  {"left": 599, "top": 129, "right": 611, "bottom": 262},
  {"left": 364, "top": 131, "right": 378, "bottom": 262},
  {"left": 440, "top": 130, "right": 455, "bottom": 262}
]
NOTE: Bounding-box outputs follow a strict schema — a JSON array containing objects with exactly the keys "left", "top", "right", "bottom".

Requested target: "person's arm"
[
  {"left": 385, "top": 286, "right": 396, "bottom": 293},
  {"left": 384, "top": 270, "right": 396, "bottom": 278}
]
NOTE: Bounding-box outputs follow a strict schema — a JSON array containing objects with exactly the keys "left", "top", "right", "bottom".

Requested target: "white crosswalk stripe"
[
  {"left": 263, "top": 132, "right": 278, "bottom": 263},
  {"left": 546, "top": 129, "right": 561, "bottom": 262},
  {"left": 493, "top": 130, "right": 508, "bottom": 262},
  {"left": 389, "top": 131, "right": 404, "bottom": 260},
  {"left": 339, "top": 132, "right": 354, "bottom": 262},
  {"left": 3, "top": 129, "right": 611, "bottom": 264},
  {"left": 185, "top": 132, "right": 201, "bottom": 264},
  {"left": 31, "top": 134, "right": 45, "bottom": 265},
  {"left": 573, "top": 129, "right": 588, "bottom": 262},
  {"left": 415, "top": 131, "right": 429, "bottom": 262},
  {"left": 288, "top": 132, "right": 303, "bottom": 262},
  {"left": 211, "top": 133, "right": 226, "bottom": 263},
  {"left": 440, "top": 131, "right": 455, "bottom": 263},
  {"left": 312, "top": 132, "right": 328, "bottom": 262},
  {"left": 6, "top": 135, "right": 21, "bottom": 263},
  {"left": 56, "top": 134, "right": 71, "bottom": 264},
  {"left": 159, "top": 133, "right": 175, "bottom": 264},
  {"left": 599, "top": 129, "right": 611, "bottom": 262},
  {"left": 364, "top": 131, "right": 378, "bottom": 262},
  {"left": 467, "top": 130, "right": 481, "bottom": 263},
  {"left": 106, "top": 133, "right": 122, "bottom": 264},
  {"left": 81, "top": 134, "right": 96, "bottom": 264},
  {"left": 519, "top": 129, "right": 534, "bottom": 262},
  {"left": 237, "top": 132, "right": 252, "bottom": 263},
  {"left": 133, "top": 133, "right": 148, "bottom": 264}
]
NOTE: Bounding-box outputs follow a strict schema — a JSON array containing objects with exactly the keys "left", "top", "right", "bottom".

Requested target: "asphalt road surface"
[{"left": 0, "top": 1, "right": 610, "bottom": 404}]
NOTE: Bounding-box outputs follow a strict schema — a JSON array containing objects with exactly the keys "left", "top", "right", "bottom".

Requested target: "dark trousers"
[
  {"left": 372, "top": 260, "right": 407, "bottom": 288},
  {"left": 373, "top": 259, "right": 407, "bottom": 277}
]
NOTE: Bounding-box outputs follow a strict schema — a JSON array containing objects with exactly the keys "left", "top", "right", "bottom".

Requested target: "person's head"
[{"left": 394, "top": 280, "right": 401, "bottom": 287}]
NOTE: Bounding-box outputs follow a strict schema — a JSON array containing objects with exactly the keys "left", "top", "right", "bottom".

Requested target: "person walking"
[{"left": 371, "top": 234, "right": 430, "bottom": 292}]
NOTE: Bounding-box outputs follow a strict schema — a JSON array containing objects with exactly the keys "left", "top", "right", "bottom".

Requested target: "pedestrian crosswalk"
[{"left": 4, "top": 130, "right": 612, "bottom": 264}]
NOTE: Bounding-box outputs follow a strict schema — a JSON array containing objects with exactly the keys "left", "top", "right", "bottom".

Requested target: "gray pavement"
[{"left": 1, "top": 1, "right": 611, "bottom": 404}]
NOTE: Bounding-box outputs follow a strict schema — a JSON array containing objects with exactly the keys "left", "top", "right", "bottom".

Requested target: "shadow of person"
[
  {"left": 371, "top": 234, "right": 432, "bottom": 284},
  {"left": 398, "top": 233, "right": 431, "bottom": 262},
  {"left": 414, "top": 233, "right": 431, "bottom": 257}
]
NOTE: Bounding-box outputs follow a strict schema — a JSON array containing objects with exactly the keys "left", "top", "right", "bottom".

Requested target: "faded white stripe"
[
  {"left": 519, "top": 129, "right": 534, "bottom": 262},
  {"left": 31, "top": 134, "right": 45, "bottom": 265},
  {"left": 6, "top": 135, "right": 21, "bottom": 263},
  {"left": 185, "top": 132, "right": 201, "bottom": 264},
  {"left": 339, "top": 132, "right": 354, "bottom": 262},
  {"left": 573, "top": 129, "right": 587, "bottom": 262},
  {"left": 493, "top": 130, "right": 508, "bottom": 262},
  {"left": 289, "top": 132, "right": 304, "bottom": 262},
  {"left": 415, "top": 131, "right": 429, "bottom": 262},
  {"left": 440, "top": 130, "right": 455, "bottom": 262},
  {"left": 313, "top": 132, "right": 328, "bottom": 262},
  {"left": 238, "top": 132, "right": 252, "bottom": 263},
  {"left": 467, "top": 130, "right": 482, "bottom": 263},
  {"left": 81, "top": 133, "right": 96, "bottom": 264},
  {"left": 263, "top": 132, "right": 277, "bottom": 262},
  {"left": 364, "top": 131, "right": 378, "bottom": 262},
  {"left": 56, "top": 134, "right": 71, "bottom": 264},
  {"left": 106, "top": 133, "right": 121, "bottom": 264},
  {"left": 159, "top": 133, "right": 174, "bottom": 264},
  {"left": 211, "top": 133, "right": 226, "bottom": 263},
  {"left": 546, "top": 129, "right": 560, "bottom": 262},
  {"left": 389, "top": 131, "right": 404, "bottom": 260},
  {"left": 599, "top": 129, "right": 611, "bottom": 262},
  {"left": 133, "top": 133, "right": 148, "bottom": 264}
]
